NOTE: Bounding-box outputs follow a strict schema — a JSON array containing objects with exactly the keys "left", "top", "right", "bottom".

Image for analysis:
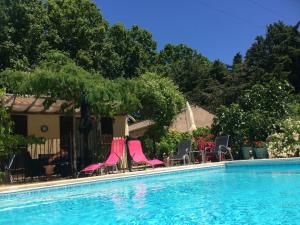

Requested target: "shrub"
[
  {"left": 212, "top": 104, "right": 245, "bottom": 150},
  {"left": 267, "top": 118, "right": 300, "bottom": 158},
  {"left": 192, "top": 127, "right": 210, "bottom": 139},
  {"left": 191, "top": 127, "right": 214, "bottom": 151},
  {"left": 212, "top": 80, "right": 293, "bottom": 158},
  {"left": 156, "top": 131, "right": 192, "bottom": 158}
]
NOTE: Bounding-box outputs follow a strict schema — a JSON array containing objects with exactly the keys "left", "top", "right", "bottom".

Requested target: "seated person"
[{"left": 48, "top": 149, "right": 70, "bottom": 177}]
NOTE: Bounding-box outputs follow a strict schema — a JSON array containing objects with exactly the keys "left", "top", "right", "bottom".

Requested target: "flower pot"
[
  {"left": 241, "top": 147, "right": 252, "bottom": 159},
  {"left": 44, "top": 165, "right": 55, "bottom": 177},
  {"left": 254, "top": 148, "right": 269, "bottom": 159}
]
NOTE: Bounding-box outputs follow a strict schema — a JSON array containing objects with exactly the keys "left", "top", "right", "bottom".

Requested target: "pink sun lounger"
[
  {"left": 127, "top": 140, "right": 164, "bottom": 167},
  {"left": 79, "top": 137, "right": 125, "bottom": 176}
]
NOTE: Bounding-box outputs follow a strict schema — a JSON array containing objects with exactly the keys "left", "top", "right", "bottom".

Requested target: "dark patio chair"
[
  {"left": 203, "top": 135, "right": 233, "bottom": 162},
  {"left": 169, "top": 140, "right": 192, "bottom": 165}
]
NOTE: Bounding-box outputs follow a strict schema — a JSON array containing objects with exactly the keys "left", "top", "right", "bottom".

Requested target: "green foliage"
[
  {"left": 0, "top": 1, "right": 299, "bottom": 115},
  {"left": 239, "top": 80, "right": 292, "bottom": 118},
  {"left": 192, "top": 127, "right": 211, "bottom": 140},
  {"left": 156, "top": 131, "right": 192, "bottom": 158},
  {"left": 0, "top": 53, "right": 185, "bottom": 129},
  {"left": 0, "top": 88, "right": 15, "bottom": 155},
  {"left": 46, "top": 0, "right": 108, "bottom": 71},
  {"left": 245, "top": 21, "right": 300, "bottom": 91},
  {"left": 287, "top": 102, "right": 300, "bottom": 120},
  {"left": 224, "top": 53, "right": 250, "bottom": 105},
  {"left": 243, "top": 110, "right": 270, "bottom": 143},
  {"left": 286, "top": 93, "right": 300, "bottom": 120},
  {"left": 100, "top": 24, "right": 157, "bottom": 79},
  {"left": 0, "top": 0, "right": 48, "bottom": 70},
  {"left": 212, "top": 80, "right": 293, "bottom": 157},
  {"left": 212, "top": 104, "right": 245, "bottom": 150},
  {"left": 198, "top": 60, "right": 230, "bottom": 111},
  {"left": 135, "top": 73, "right": 185, "bottom": 127},
  {"left": 153, "top": 44, "right": 213, "bottom": 109},
  {"left": 0, "top": 88, "right": 44, "bottom": 156},
  {"left": 0, "top": 69, "right": 30, "bottom": 94},
  {"left": 0, "top": 0, "right": 157, "bottom": 79}
]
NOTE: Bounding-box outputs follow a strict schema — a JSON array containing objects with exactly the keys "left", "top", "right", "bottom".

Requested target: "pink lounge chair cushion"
[
  {"left": 104, "top": 138, "right": 125, "bottom": 166},
  {"left": 81, "top": 137, "right": 125, "bottom": 173},
  {"left": 128, "top": 140, "right": 164, "bottom": 166},
  {"left": 146, "top": 159, "right": 164, "bottom": 166},
  {"left": 81, "top": 163, "right": 104, "bottom": 172}
]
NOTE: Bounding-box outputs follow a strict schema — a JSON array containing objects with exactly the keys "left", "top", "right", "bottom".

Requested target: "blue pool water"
[{"left": 1, "top": 163, "right": 300, "bottom": 225}]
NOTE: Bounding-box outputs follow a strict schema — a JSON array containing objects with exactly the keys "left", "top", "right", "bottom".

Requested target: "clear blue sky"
[{"left": 94, "top": 0, "right": 299, "bottom": 64}]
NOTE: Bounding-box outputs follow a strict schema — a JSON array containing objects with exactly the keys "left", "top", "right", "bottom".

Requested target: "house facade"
[{"left": 4, "top": 95, "right": 127, "bottom": 175}]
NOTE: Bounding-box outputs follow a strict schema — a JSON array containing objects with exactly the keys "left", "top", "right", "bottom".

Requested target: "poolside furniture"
[
  {"left": 4, "top": 154, "right": 20, "bottom": 183},
  {"left": 203, "top": 135, "right": 233, "bottom": 162},
  {"left": 78, "top": 137, "right": 125, "bottom": 176},
  {"left": 127, "top": 140, "right": 164, "bottom": 169},
  {"left": 169, "top": 140, "right": 192, "bottom": 165}
]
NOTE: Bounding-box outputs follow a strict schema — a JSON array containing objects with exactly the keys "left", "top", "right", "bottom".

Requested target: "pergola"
[{"left": 4, "top": 94, "right": 78, "bottom": 114}]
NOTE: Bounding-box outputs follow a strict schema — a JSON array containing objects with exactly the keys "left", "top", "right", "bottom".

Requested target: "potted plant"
[
  {"left": 254, "top": 141, "right": 269, "bottom": 159},
  {"left": 241, "top": 139, "right": 253, "bottom": 160}
]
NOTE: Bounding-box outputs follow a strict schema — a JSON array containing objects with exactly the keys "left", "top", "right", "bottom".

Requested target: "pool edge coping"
[
  {"left": 1, "top": 157, "right": 300, "bottom": 195},
  {"left": 0, "top": 163, "right": 224, "bottom": 194}
]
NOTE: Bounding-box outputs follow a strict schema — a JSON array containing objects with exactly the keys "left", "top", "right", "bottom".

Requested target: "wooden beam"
[
  {"left": 24, "top": 97, "right": 38, "bottom": 113},
  {"left": 4, "top": 95, "right": 14, "bottom": 106}
]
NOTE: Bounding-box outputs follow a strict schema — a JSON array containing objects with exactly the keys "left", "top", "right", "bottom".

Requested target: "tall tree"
[
  {"left": 224, "top": 53, "right": 250, "bottom": 104},
  {"left": 154, "top": 44, "right": 211, "bottom": 106},
  {"left": 186, "top": 60, "right": 231, "bottom": 112},
  {"left": 245, "top": 21, "right": 300, "bottom": 90},
  {"left": 100, "top": 24, "right": 157, "bottom": 79},
  {"left": 0, "top": 0, "right": 48, "bottom": 70},
  {"left": 46, "top": 0, "right": 108, "bottom": 71}
]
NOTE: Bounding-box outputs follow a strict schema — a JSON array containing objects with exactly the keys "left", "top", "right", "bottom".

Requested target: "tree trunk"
[
  {"left": 79, "top": 97, "right": 92, "bottom": 168},
  {"left": 71, "top": 115, "right": 77, "bottom": 176}
]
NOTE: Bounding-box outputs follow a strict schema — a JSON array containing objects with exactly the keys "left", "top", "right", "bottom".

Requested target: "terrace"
[{"left": 1, "top": 158, "right": 299, "bottom": 194}]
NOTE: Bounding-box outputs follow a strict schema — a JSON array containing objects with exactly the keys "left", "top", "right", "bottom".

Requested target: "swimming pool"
[{"left": 1, "top": 160, "right": 300, "bottom": 225}]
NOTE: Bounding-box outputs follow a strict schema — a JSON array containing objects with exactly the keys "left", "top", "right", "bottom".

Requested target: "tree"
[
  {"left": 155, "top": 44, "right": 210, "bottom": 91},
  {"left": 100, "top": 24, "right": 157, "bottom": 79},
  {"left": 135, "top": 72, "right": 185, "bottom": 127},
  {"left": 154, "top": 44, "right": 212, "bottom": 110},
  {"left": 46, "top": 0, "right": 108, "bottom": 71},
  {"left": 245, "top": 21, "right": 300, "bottom": 91},
  {"left": 0, "top": 0, "right": 48, "bottom": 70},
  {"left": 192, "top": 60, "right": 230, "bottom": 111},
  {"left": 224, "top": 53, "right": 250, "bottom": 105},
  {"left": 134, "top": 72, "right": 185, "bottom": 157}
]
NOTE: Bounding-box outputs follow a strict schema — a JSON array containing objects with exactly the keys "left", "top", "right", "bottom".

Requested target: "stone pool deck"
[
  {"left": 1, "top": 158, "right": 299, "bottom": 194},
  {"left": 0, "top": 162, "right": 224, "bottom": 194}
]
